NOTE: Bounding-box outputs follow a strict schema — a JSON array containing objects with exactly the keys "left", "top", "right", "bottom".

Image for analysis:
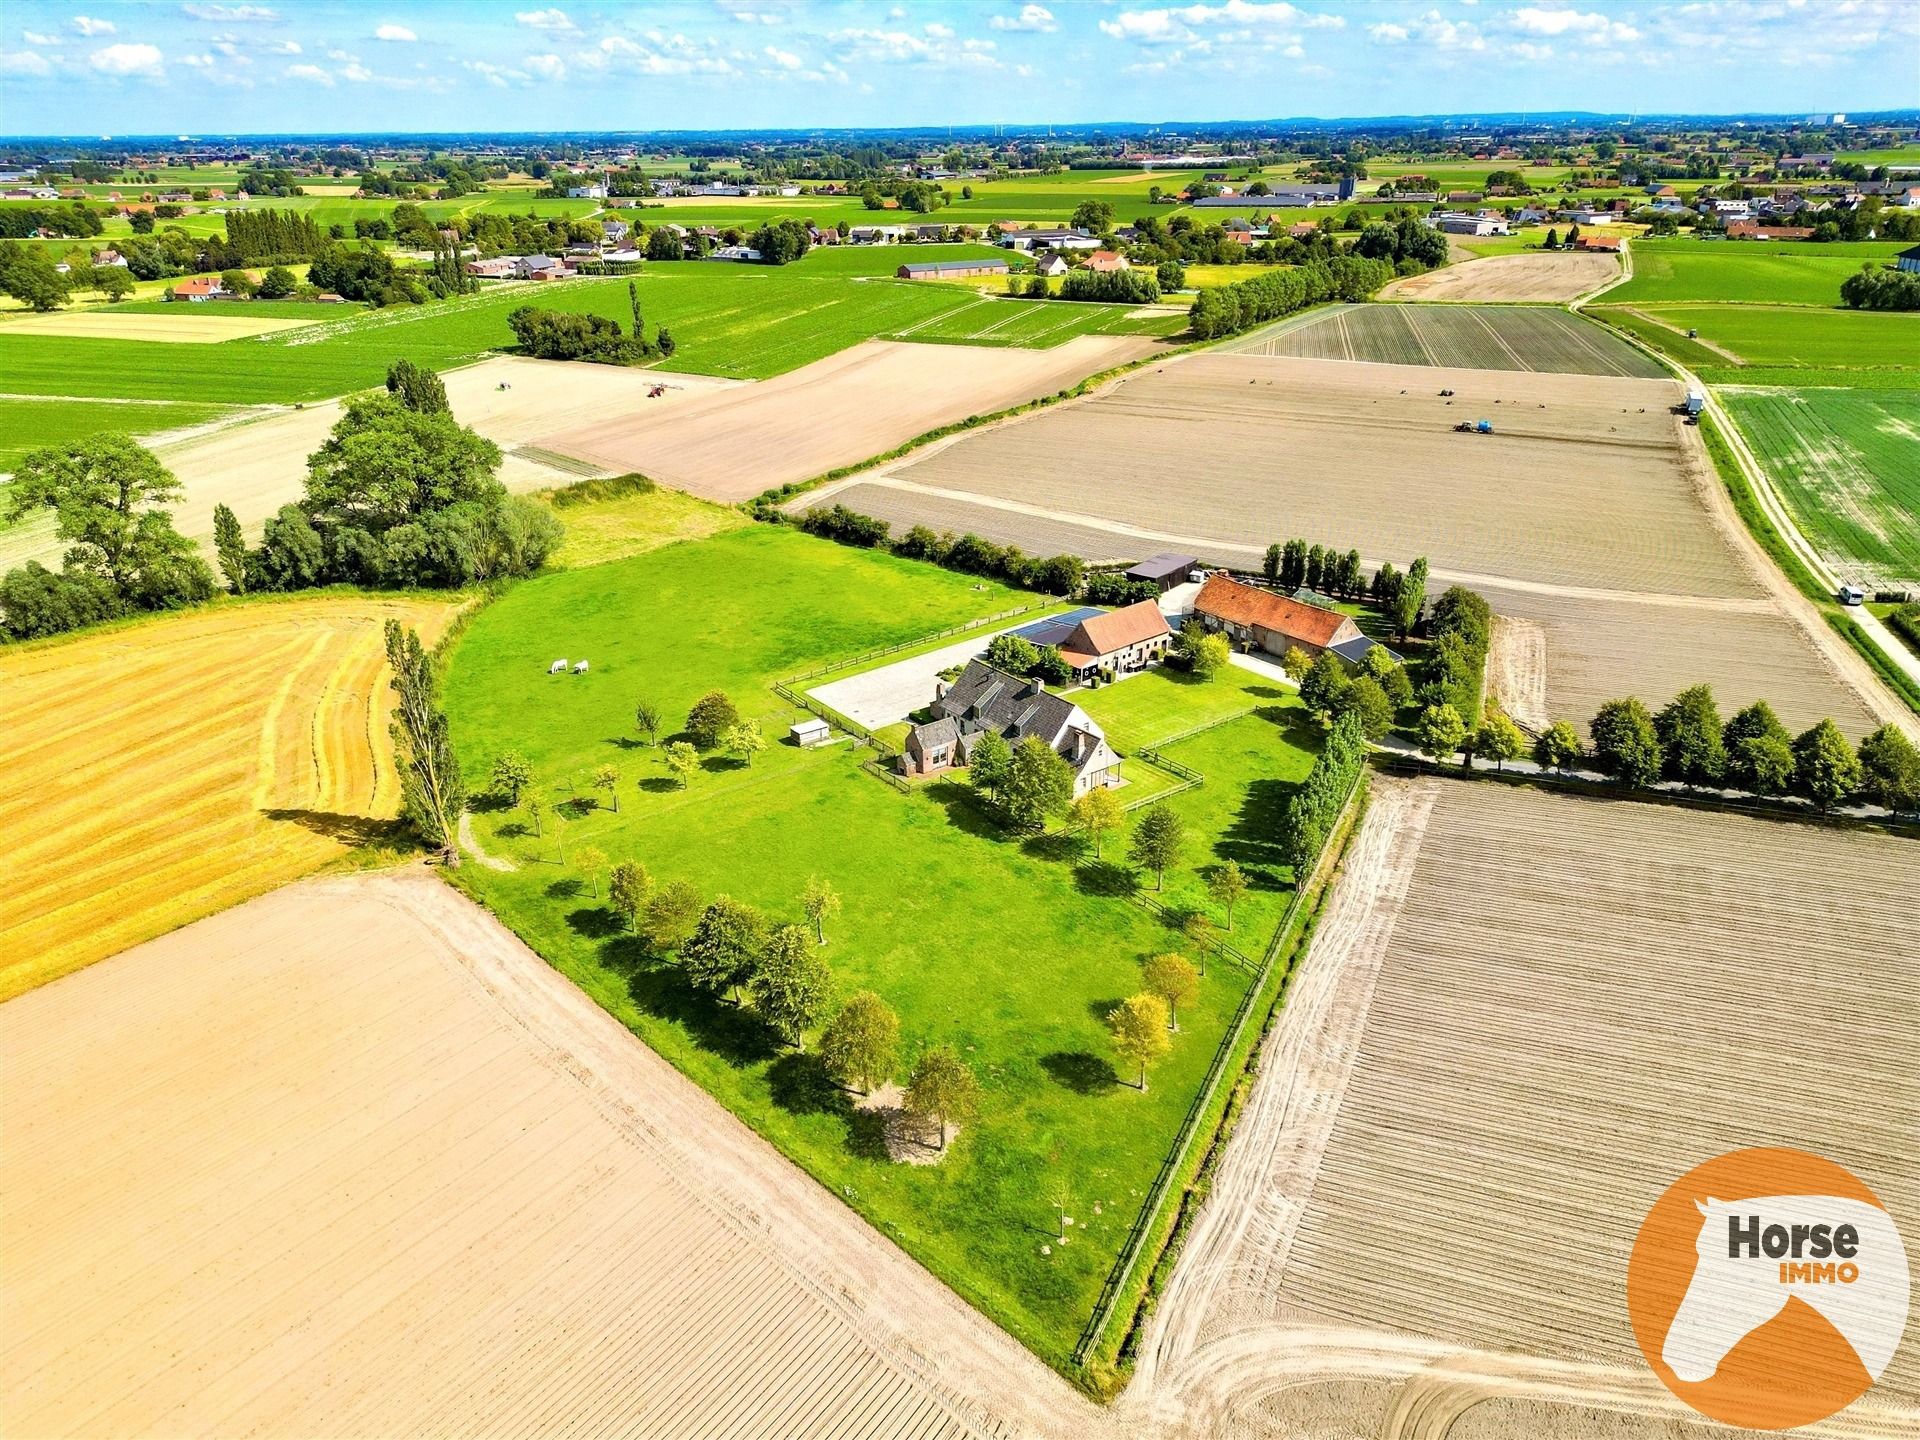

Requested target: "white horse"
[{"left": 1663, "top": 1195, "right": 1908, "bottom": 1384}]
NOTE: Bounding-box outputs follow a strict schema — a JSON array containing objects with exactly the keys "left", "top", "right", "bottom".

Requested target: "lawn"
[
  {"left": 1722, "top": 387, "right": 1920, "bottom": 586},
  {"left": 442, "top": 526, "right": 1321, "bottom": 1369},
  {"left": 893, "top": 296, "right": 1184, "bottom": 348},
  {"left": 0, "top": 397, "right": 235, "bottom": 473},
  {"left": 1609, "top": 238, "right": 1913, "bottom": 307},
  {"left": 535, "top": 479, "right": 752, "bottom": 570},
  {"left": 1591, "top": 302, "right": 1920, "bottom": 381}
]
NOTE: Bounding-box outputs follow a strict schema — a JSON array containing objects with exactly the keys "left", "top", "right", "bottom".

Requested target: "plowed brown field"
[
  {"left": 0, "top": 595, "right": 454, "bottom": 998},
  {"left": 1380, "top": 252, "right": 1618, "bottom": 304}
]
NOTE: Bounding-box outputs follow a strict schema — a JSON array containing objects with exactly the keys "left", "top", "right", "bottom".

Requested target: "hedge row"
[
  {"left": 1187, "top": 254, "right": 1395, "bottom": 340},
  {"left": 1419, "top": 585, "right": 1492, "bottom": 730},
  {"left": 1278, "top": 710, "right": 1369, "bottom": 875},
  {"left": 793, "top": 502, "right": 1085, "bottom": 596}
]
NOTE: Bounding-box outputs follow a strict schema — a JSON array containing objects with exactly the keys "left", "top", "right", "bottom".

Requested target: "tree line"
[
  {"left": 1279, "top": 711, "right": 1369, "bottom": 876},
  {"left": 1187, "top": 254, "right": 1396, "bottom": 340},
  {"left": 1839, "top": 265, "right": 1920, "bottom": 312},
  {"left": 794, "top": 502, "right": 1088, "bottom": 597}
]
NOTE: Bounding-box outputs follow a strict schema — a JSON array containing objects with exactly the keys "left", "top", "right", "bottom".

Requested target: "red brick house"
[{"left": 1056, "top": 601, "right": 1172, "bottom": 679}]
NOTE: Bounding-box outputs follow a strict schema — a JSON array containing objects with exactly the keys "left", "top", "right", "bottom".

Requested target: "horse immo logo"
[{"left": 1629, "top": 1148, "right": 1911, "bottom": 1431}]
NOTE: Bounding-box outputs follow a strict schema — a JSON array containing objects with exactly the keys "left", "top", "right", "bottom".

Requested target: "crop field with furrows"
[
  {"left": 0, "top": 871, "right": 1076, "bottom": 1440},
  {"left": 1721, "top": 388, "right": 1920, "bottom": 587},
  {"left": 1608, "top": 239, "right": 1915, "bottom": 307},
  {"left": 1475, "top": 580, "right": 1881, "bottom": 740},
  {"left": 890, "top": 296, "right": 1185, "bottom": 348},
  {"left": 1379, "top": 250, "right": 1617, "bottom": 303},
  {"left": 802, "top": 481, "right": 1166, "bottom": 565},
  {"left": 0, "top": 595, "right": 454, "bottom": 1000},
  {"left": 1267, "top": 783, "right": 1920, "bottom": 1401},
  {"left": 1217, "top": 302, "right": 1668, "bottom": 378},
  {"left": 879, "top": 353, "right": 1755, "bottom": 598}
]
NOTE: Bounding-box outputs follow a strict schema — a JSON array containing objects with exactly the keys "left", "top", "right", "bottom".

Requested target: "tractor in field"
[{"left": 1453, "top": 420, "right": 1494, "bottom": 435}]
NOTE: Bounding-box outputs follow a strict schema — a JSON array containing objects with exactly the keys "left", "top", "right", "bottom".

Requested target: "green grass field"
[
  {"left": 892, "top": 295, "right": 1183, "bottom": 348},
  {"left": 1609, "top": 239, "right": 1912, "bottom": 307},
  {"left": 1722, "top": 387, "right": 1920, "bottom": 586},
  {"left": 1594, "top": 302, "right": 1920, "bottom": 383},
  {"left": 0, "top": 397, "right": 236, "bottom": 473},
  {"left": 442, "top": 525, "right": 1319, "bottom": 1368}
]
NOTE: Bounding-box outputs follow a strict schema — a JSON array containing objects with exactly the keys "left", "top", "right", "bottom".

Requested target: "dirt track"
[
  {"left": 1381, "top": 253, "right": 1618, "bottom": 304},
  {"left": 540, "top": 335, "right": 1159, "bottom": 501}
]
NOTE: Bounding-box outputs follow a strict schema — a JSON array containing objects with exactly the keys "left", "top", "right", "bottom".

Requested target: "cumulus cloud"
[
  {"left": 991, "top": 4, "right": 1057, "bottom": 32},
  {"left": 1101, "top": 1, "right": 1343, "bottom": 44},
  {"left": 182, "top": 4, "right": 279, "bottom": 20},
  {"left": 763, "top": 43, "right": 802, "bottom": 68},
  {"left": 72, "top": 16, "right": 117, "bottom": 36},
  {"left": 23, "top": 30, "right": 61, "bottom": 45},
  {"left": 1366, "top": 8, "right": 1483, "bottom": 50},
  {"left": 524, "top": 51, "right": 565, "bottom": 78},
  {"left": 374, "top": 23, "right": 416, "bottom": 42},
  {"left": 514, "top": 7, "right": 575, "bottom": 30},
  {"left": 341, "top": 61, "right": 373, "bottom": 80},
  {"left": 587, "top": 31, "right": 736, "bottom": 75},
  {"left": 1368, "top": 20, "right": 1409, "bottom": 41},
  {"left": 828, "top": 24, "right": 1001, "bottom": 68},
  {"left": 90, "top": 41, "right": 164, "bottom": 74},
  {"left": 1510, "top": 6, "right": 1638, "bottom": 42},
  {"left": 1, "top": 48, "right": 53, "bottom": 75},
  {"left": 270, "top": 38, "right": 300, "bottom": 53},
  {"left": 286, "top": 61, "right": 333, "bottom": 83}
]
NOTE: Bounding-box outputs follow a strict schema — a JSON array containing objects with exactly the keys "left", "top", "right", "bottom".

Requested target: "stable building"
[
  {"left": 896, "top": 257, "right": 1010, "bottom": 280},
  {"left": 1123, "top": 553, "right": 1199, "bottom": 593},
  {"left": 1192, "top": 574, "right": 1390, "bottom": 668},
  {"left": 1056, "top": 602, "right": 1172, "bottom": 680}
]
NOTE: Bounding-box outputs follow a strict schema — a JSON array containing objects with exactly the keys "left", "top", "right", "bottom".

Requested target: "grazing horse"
[{"left": 1663, "top": 1195, "right": 1908, "bottom": 1385}]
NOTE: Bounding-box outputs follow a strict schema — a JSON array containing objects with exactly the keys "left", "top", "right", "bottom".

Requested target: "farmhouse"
[
  {"left": 904, "top": 660, "right": 1121, "bottom": 793},
  {"left": 1084, "top": 250, "right": 1131, "bottom": 273},
  {"left": 1574, "top": 233, "right": 1624, "bottom": 252},
  {"left": 1030, "top": 251, "right": 1071, "bottom": 278},
  {"left": 1056, "top": 601, "right": 1173, "bottom": 679},
  {"left": 896, "top": 257, "right": 1010, "bottom": 280},
  {"left": 1430, "top": 211, "right": 1510, "bottom": 236},
  {"left": 1193, "top": 574, "right": 1387, "bottom": 667},
  {"left": 1726, "top": 222, "right": 1816, "bottom": 240},
  {"left": 171, "top": 276, "right": 225, "bottom": 302},
  {"left": 1124, "top": 552, "right": 1199, "bottom": 593},
  {"left": 465, "top": 257, "right": 519, "bottom": 279}
]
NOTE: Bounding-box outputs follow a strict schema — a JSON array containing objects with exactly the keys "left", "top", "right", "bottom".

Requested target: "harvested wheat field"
[
  {"left": 0, "top": 310, "right": 322, "bottom": 342},
  {"left": 1380, "top": 252, "right": 1619, "bottom": 304},
  {"left": 1135, "top": 779, "right": 1920, "bottom": 1440},
  {"left": 0, "top": 869, "right": 1093, "bottom": 1440},
  {"left": 1216, "top": 303, "right": 1665, "bottom": 378},
  {"left": 881, "top": 354, "right": 1748, "bottom": 597},
  {"left": 539, "top": 334, "right": 1159, "bottom": 501},
  {"left": 0, "top": 595, "right": 453, "bottom": 999}
]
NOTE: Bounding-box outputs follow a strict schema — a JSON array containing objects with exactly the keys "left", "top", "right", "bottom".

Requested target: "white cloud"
[
  {"left": 374, "top": 23, "right": 416, "bottom": 42},
  {"left": 72, "top": 16, "right": 116, "bottom": 36},
  {"left": 340, "top": 61, "right": 373, "bottom": 80},
  {"left": 1101, "top": 1, "right": 1343, "bottom": 44},
  {"left": 588, "top": 32, "right": 735, "bottom": 75},
  {"left": 23, "top": 30, "right": 61, "bottom": 45},
  {"left": 270, "top": 38, "right": 300, "bottom": 53},
  {"left": 1368, "top": 20, "right": 1409, "bottom": 41},
  {"left": 731, "top": 10, "right": 781, "bottom": 21},
  {"left": 524, "top": 51, "right": 565, "bottom": 78},
  {"left": 286, "top": 61, "right": 333, "bottom": 83},
  {"left": 1510, "top": 39, "right": 1554, "bottom": 58},
  {"left": 991, "top": 5, "right": 1057, "bottom": 32},
  {"left": 90, "top": 41, "right": 164, "bottom": 75},
  {"left": 1367, "top": 8, "right": 1483, "bottom": 50},
  {"left": 1510, "top": 7, "right": 1638, "bottom": 43},
  {"left": 182, "top": 4, "right": 279, "bottom": 20},
  {"left": 763, "top": 43, "right": 802, "bottom": 68},
  {"left": 829, "top": 25, "right": 1001, "bottom": 68},
  {"left": 514, "top": 7, "right": 575, "bottom": 30},
  {"left": 326, "top": 47, "right": 354, "bottom": 60},
  {"left": 1, "top": 49, "right": 53, "bottom": 75}
]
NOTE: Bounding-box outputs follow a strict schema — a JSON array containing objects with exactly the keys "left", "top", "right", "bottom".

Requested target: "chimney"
[{"left": 1032, "top": 677, "right": 1045, "bottom": 693}]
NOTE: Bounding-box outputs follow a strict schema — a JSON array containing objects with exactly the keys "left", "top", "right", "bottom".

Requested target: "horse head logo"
[{"left": 1661, "top": 1195, "right": 1907, "bottom": 1385}]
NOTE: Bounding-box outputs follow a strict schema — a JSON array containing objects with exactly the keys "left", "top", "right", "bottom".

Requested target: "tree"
[
  {"left": 1589, "top": 698, "right": 1663, "bottom": 788},
  {"left": 1279, "top": 645, "right": 1313, "bottom": 682},
  {"left": 1532, "top": 720, "right": 1582, "bottom": 772},
  {"left": 1128, "top": 804, "right": 1186, "bottom": 890},
  {"left": 819, "top": 991, "right": 899, "bottom": 1094},
  {"left": 1474, "top": 710, "right": 1526, "bottom": 772},
  {"left": 1857, "top": 725, "right": 1920, "bottom": 817},
  {"left": 1070, "top": 199, "right": 1115, "bottom": 233},
  {"left": 1724, "top": 700, "right": 1794, "bottom": 795},
  {"left": 802, "top": 874, "right": 841, "bottom": 944},
  {"left": 627, "top": 278, "right": 643, "bottom": 338},
  {"left": 682, "top": 896, "right": 767, "bottom": 1003},
  {"left": 687, "top": 690, "right": 739, "bottom": 749},
  {"left": 548, "top": 808, "right": 568, "bottom": 865},
  {"left": 904, "top": 1045, "right": 979, "bottom": 1150},
  {"left": 1000, "top": 735, "right": 1073, "bottom": 832},
  {"left": 634, "top": 698, "right": 661, "bottom": 745},
  {"left": 724, "top": 719, "right": 766, "bottom": 768},
  {"left": 663, "top": 740, "right": 698, "bottom": 789},
  {"left": 574, "top": 844, "right": 607, "bottom": 898},
  {"left": 1070, "top": 785, "right": 1126, "bottom": 858},
  {"left": 1299, "top": 651, "right": 1350, "bottom": 720},
  {"left": 752, "top": 924, "right": 831, "bottom": 1049},
  {"left": 1181, "top": 627, "right": 1231, "bottom": 680},
  {"left": 525, "top": 793, "right": 545, "bottom": 838},
  {"left": 258, "top": 264, "right": 296, "bottom": 299},
  {"left": 1391, "top": 556, "right": 1429, "bottom": 640},
  {"left": 384, "top": 358, "right": 450, "bottom": 415},
  {"left": 594, "top": 762, "right": 620, "bottom": 811},
  {"left": 608, "top": 860, "right": 651, "bottom": 932},
  {"left": 1791, "top": 719, "right": 1861, "bottom": 811},
  {"left": 213, "top": 501, "right": 248, "bottom": 595},
  {"left": 491, "top": 751, "right": 533, "bottom": 806},
  {"left": 7, "top": 434, "right": 211, "bottom": 605},
  {"left": 1263, "top": 543, "right": 1284, "bottom": 583},
  {"left": 1208, "top": 860, "right": 1249, "bottom": 930},
  {"left": 656, "top": 327, "right": 676, "bottom": 358},
  {"left": 383, "top": 620, "right": 465, "bottom": 861},
  {"left": 1142, "top": 953, "right": 1199, "bottom": 1031},
  {"left": 1107, "top": 993, "right": 1172, "bottom": 1090},
  {"left": 94, "top": 267, "right": 136, "bottom": 302},
  {"left": 1336, "top": 674, "right": 1395, "bottom": 739},
  {"left": 1655, "top": 684, "right": 1726, "bottom": 790},
  {"left": 968, "top": 729, "right": 1013, "bottom": 801},
  {"left": 1418, "top": 702, "right": 1468, "bottom": 766},
  {"left": 984, "top": 632, "right": 1040, "bottom": 675},
  {"left": 304, "top": 394, "right": 502, "bottom": 534},
  {"left": 1181, "top": 912, "right": 1218, "bottom": 975},
  {"left": 644, "top": 879, "right": 703, "bottom": 951}
]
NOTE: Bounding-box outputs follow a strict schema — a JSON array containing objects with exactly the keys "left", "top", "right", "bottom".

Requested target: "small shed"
[
  {"left": 789, "top": 717, "right": 832, "bottom": 747},
  {"left": 1124, "top": 553, "right": 1199, "bottom": 594}
]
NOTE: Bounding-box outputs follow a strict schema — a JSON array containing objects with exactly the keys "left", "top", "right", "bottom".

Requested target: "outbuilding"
[
  {"left": 896, "top": 257, "right": 1010, "bottom": 280},
  {"left": 789, "top": 717, "right": 832, "bottom": 747},
  {"left": 1124, "top": 552, "right": 1199, "bottom": 593}
]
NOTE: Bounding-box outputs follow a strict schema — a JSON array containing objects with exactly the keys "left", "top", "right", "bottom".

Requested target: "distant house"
[
  {"left": 1726, "top": 222, "right": 1815, "bottom": 241},
  {"left": 1559, "top": 207, "right": 1617, "bottom": 225},
  {"left": 466, "top": 256, "right": 518, "bottom": 279},
  {"left": 514, "top": 254, "right": 573, "bottom": 280},
  {"left": 1287, "top": 221, "right": 1320, "bottom": 239},
  {"left": 1431, "top": 211, "right": 1509, "bottom": 236},
  {"left": 1192, "top": 574, "right": 1387, "bottom": 668},
  {"left": 904, "top": 660, "right": 1120, "bottom": 794},
  {"left": 1895, "top": 245, "right": 1920, "bottom": 275},
  {"left": 1574, "top": 233, "right": 1624, "bottom": 252},
  {"left": 1084, "top": 250, "right": 1131, "bottom": 272},
  {"left": 1055, "top": 601, "right": 1172, "bottom": 680},
  {"left": 999, "top": 226, "right": 1100, "bottom": 252},
  {"left": 713, "top": 245, "right": 763, "bottom": 262},
  {"left": 601, "top": 218, "right": 629, "bottom": 242},
  {"left": 566, "top": 182, "right": 607, "bottom": 199},
  {"left": 1124, "top": 552, "right": 1198, "bottom": 593},
  {"left": 849, "top": 224, "right": 910, "bottom": 244},
  {"left": 1030, "top": 250, "right": 1071, "bottom": 277},
  {"left": 171, "top": 275, "right": 224, "bottom": 302},
  {"left": 896, "top": 257, "right": 1009, "bottom": 280},
  {"left": 91, "top": 249, "right": 128, "bottom": 268}
]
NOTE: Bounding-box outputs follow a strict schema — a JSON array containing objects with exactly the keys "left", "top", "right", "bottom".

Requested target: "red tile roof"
[
  {"left": 1060, "top": 601, "right": 1171, "bottom": 665},
  {"left": 1195, "top": 574, "right": 1350, "bottom": 648},
  {"left": 173, "top": 276, "right": 223, "bottom": 296}
]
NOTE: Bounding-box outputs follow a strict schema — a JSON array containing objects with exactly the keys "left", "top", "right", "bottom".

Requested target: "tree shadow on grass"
[
  {"left": 1075, "top": 860, "right": 1139, "bottom": 897},
  {"left": 1022, "top": 831, "right": 1085, "bottom": 864},
  {"left": 558, "top": 797, "right": 598, "bottom": 820},
  {"left": 621, "top": 963, "right": 781, "bottom": 1068},
  {"left": 1041, "top": 1050, "right": 1119, "bottom": 1095},
  {"left": 607, "top": 735, "right": 648, "bottom": 751},
  {"left": 639, "top": 776, "right": 682, "bottom": 794},
  {"left": 1222, "top": 778, "right": 1292, "bottom": 877},
  {"left": 566, "top": 905, "right": 623, "bottom": 940},
  {"left": 546, "top": 877, "right": 584, "bottom": 901},
  {"left": 923, "top": 779, "right": 1010, "bottom": 843},
  {"left": 1087, "top": 996, "right": 1123, "bottom": 1027},
  {"left": 768, "top": 1051, "right": 848, "bottom": 1118},
  {"left": 468, "top": 792, "right": 515, "bottom": 815},
  {"left": 261, "top": 809, "right": 408, "bottom": 847},
  {"left": 699, "top": 755, "right": 746, "bottom": 773}
]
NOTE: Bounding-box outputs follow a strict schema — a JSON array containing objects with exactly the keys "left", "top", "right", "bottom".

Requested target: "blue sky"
[{"left": 1, "top": 1, "right": 1915, "bottom": 136}]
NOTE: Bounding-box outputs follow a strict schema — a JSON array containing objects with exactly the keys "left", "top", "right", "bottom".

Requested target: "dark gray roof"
[
  {"left": 1126, "top": 553, "right": 1196, "bottom": 581},
  {"left": 1329, "top": 634, "right": 1399, "bottom": 667},
  {"left": 933, "top": 660, "right": 1076, "bottom": 744},
  {"left": 906, "top": 717, "right": 959, "bottom": 753}
]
